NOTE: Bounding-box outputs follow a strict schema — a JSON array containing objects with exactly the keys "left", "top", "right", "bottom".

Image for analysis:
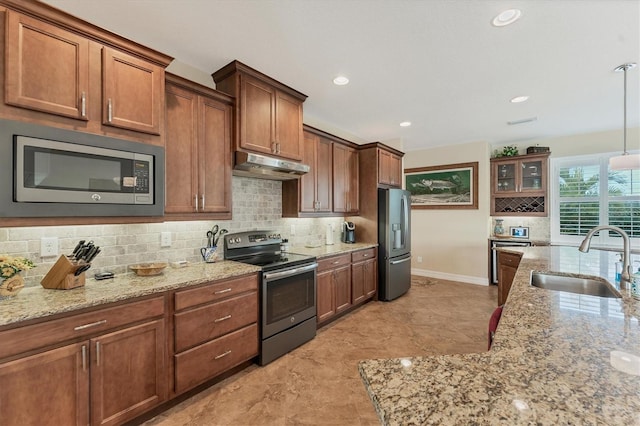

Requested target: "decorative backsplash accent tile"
[{"left": 2, "top": 177, "right": 345, "bottom": 287}]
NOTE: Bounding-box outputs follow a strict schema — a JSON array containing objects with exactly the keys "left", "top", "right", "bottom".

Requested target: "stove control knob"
[{"left": 234, "top": 237, "right": 241, "bottom": 243}]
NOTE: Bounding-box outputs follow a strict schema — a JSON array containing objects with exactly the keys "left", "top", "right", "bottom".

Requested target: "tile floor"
[{"left": 142, "top": 278, "right": 498, "bottom": 426}]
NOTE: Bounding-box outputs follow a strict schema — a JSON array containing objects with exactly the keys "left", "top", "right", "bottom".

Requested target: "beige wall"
[{"left": 405, "top": 141, "right": 491, "bottom": 285}]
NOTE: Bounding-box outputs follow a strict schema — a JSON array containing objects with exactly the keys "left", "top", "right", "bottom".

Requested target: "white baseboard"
[{"left": 411, "top": 267, "right": 489, "bottom": 286}]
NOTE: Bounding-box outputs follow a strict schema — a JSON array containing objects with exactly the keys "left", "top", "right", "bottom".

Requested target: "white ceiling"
[{"left": 42, "top": 0, "right": 640, "bottom": 152}]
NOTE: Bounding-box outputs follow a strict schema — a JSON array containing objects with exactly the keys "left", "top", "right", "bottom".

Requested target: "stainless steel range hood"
[{"left": 233, "top": 151, "right": 310, "bottom": 180}]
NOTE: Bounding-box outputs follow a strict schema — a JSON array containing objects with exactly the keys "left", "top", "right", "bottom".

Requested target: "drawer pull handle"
[
  {"left": 74, "top": 319, "right": 107, "bottom": 331},
  {"left": 332, "top": 261, "right": 340, "bottom": 265},
  {"left": 214, "top": 288, "right": 232, "bottom": 295},
  {"left": 214, "top": 314, "right": 232, "bottom": 323},
  {"left": 363, "top": 254, "right": 369, "bottom": 257},
  {"left": 214, "top": 350, "right": 231, "bottom": 360}
]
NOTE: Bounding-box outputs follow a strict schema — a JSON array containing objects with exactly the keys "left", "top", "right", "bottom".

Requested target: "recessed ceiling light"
[
  {"left": 399, "top": 121, "right": 412, "bottom": 127},
  {"left": 510, "top": 95, "right": 529, "bottom": 103},
  {"left": 333, "top": 75, "right": 349, "bottom": 86},
  {"left": 492, "top": 9, "right": 522, "bottom": 27}
]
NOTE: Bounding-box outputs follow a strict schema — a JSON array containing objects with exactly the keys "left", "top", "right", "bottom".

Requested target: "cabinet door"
[
  {"left": 316, "top": 270, "right": 335, "bottom": 323},
  {"left": 378, "top": 150, "right": 391, "bottom": 185},
  {"left": 520, "top": 158, "right": 545, "bottom": 192},
  {"left": 90, "top": 320, "right": 166, "bottom": 426},
  {"left": 5, "top": 11, "right": 90, "bottom": 120},
  {"left": 199, "top": 96, "right": 232, "bottom": 214},
  {"left": 316, "top": 137, "right": 333, "bottom": 212},
  {"left": 351, "top": 262, "right": 366, "bottom": 304},
  {"left": 363, "top": 259, "right": 377, "bottom": 298},
  {"left": 300, "top": 132, "right": 319, "bottom": 213},
  {"left": 102, "top": 47, "right": 164, "bottom": 134},
  {"left": 165, "top": 83, "right": 199, "bottom": 213},
  {"left": 275, "top": 90, "right": 303, "bottom": 160},
  {"left": 389, "top": 154, "right": 402, "bottom": 187},
  {"left": 494, "top": 160, "right": 519, "bottom": 194},
  {"left": 0, "top": 342, "right": 89, "bottom": 426},
  {"left": 347, "top": 148, "right": 359, "bottom": 213},
  {"left": 334, "top": 265, "right": 352, "bottom": 314},
  {"left": 332, "top": 144, "right": 349, "bottom": 213},
  {"left": 239, "top": 75, "right": 275, "bottom": 155}
]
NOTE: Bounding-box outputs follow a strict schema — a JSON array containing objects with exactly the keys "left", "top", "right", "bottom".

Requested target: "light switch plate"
[{"left": 40, "top": 237, "right": 58, "bottom": 257}]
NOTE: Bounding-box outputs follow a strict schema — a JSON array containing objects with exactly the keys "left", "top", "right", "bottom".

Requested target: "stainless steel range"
[{"left": 224, "top": 231, "right": 317, "bottom": 365}]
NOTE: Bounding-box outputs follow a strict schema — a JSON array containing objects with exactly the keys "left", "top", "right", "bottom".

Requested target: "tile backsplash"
[
  {"left": 490, "top": 216, "right": 550, "bottom": 241},
  {"left": 2, "top": 177, "right": 346, "bottom": 287}
]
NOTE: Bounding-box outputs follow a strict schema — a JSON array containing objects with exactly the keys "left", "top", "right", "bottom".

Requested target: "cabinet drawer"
[
  {"left": 498, "top": 252, "right": 522, "bottom": 267},
  {"left": 174, "top": 291, "right": 258, "bottom": 352},
  {"left": 174, "top": 274, "right": 258, "bottom": 311},
  {"left": 351, "top": 248, "right": 376, "bottom": 263},
  {"left": 317, "top": 254, "right": 351, "bottom": 272},
  {"left": 174, "top": 323, "right": 258, "bottom": 394},
  {"left": 0, "top": 296, "right": 164, "bottom": 360}
]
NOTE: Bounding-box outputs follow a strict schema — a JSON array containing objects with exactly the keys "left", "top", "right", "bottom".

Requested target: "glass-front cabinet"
[{"left": 491, "top": 152, "right": 550, "bottom": 216}]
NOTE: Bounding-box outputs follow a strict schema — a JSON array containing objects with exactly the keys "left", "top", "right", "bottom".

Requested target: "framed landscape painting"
[{"left": 404, "top": 162, "right": 478, "bottom": 209}]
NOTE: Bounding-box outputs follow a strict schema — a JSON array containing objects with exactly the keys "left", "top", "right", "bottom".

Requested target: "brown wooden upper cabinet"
[
  {"left": 490, "top": 152, "right": 550, "bottom": 216},
  {"left": 5, "top": 10, "right": 90, "bottom": 120},
  {"left": 282, "top": 129, "right": 333, "bottom": 217},
  {"left": 212, "top": 60, "right": 307, "bottom": 161},
  {"left": 102, "top": 47, "right": 164, "bottom": 134},
  {"left": 165, "top": 74, "right": 233, "bottom": 219},
  {"left": 2, "top": 4, "right": 172, "bottom": 142},
  {"left": 378, "top": 148, "right": 403, "bottom": 187},
  {"left": 333, "top": 143, "right": 359, "bottom": 214}
]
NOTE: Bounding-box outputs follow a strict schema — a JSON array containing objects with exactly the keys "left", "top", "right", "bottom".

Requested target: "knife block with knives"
[
  {"left": 41, "top": 255, "right": 87, "bottom": 289},
  {"left": 41, "top": 240, "right": 101, "bottom": 290}
]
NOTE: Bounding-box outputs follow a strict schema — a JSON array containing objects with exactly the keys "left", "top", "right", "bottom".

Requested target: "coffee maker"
[{"left": 341, "top": 221, "right": 356, "bottom": 243}]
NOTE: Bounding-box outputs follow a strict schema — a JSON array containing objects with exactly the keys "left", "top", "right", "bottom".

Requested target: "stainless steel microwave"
[{"left": 1, "top": 119, "right": 164, "bottom": 217}]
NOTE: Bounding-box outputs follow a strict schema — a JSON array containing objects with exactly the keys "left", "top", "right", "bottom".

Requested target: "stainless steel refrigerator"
[{"left": 378, "top": 188, "right": 412, "bottom": 301}]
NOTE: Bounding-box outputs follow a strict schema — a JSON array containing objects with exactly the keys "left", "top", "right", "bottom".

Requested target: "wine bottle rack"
[{"left": 493, "top": 196, "right": 546, "bottom": 216}]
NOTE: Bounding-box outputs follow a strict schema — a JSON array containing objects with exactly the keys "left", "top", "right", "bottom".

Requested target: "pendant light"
[{"left": 609, "top": 63, "right": 639, "bottom": 171}]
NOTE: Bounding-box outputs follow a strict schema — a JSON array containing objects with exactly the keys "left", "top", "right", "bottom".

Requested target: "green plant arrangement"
[
  {"left": 0, "top": 255, "right": 35, "bottom": 279},
  {"left": 493, "top": 145, "right": 519, "bottom": 158}
]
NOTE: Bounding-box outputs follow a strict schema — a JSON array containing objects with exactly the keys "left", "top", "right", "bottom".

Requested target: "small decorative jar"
[
  {"left": 0, "top": 255, "right": 35, "bottom": 299},
  {"left": 494, "top": 219, "right": 505, "bottom": 236}
]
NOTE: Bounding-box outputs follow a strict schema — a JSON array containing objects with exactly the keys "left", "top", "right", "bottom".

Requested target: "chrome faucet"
[{"left": 579, "top": 225, "right": 631, "bottom": 285}]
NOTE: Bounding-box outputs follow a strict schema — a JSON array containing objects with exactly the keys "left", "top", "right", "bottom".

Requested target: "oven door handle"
[{"left": 263, "top": 263, "right": 318, "bottom": 281}]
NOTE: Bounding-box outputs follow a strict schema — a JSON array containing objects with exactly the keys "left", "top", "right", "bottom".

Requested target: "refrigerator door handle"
[
  {"left": 390, "top": 255, "right": 412, "bottom": 265},
  {"left": 401, "top": 194, "right": 409, "bottom": 247}
]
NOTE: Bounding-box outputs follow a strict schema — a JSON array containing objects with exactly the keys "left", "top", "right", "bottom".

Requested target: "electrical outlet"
[
  {"left": 160, "top": 231, "right": 172, "bottom": 247},
  {"left": 40, "top": 237, "right": 59, "bottom": 257},
  {"left": 290, "top": 224, "right": 296, "bottom": 236},
  {"left": 417, "top": 256, "right": 423, "bottom": 263}
]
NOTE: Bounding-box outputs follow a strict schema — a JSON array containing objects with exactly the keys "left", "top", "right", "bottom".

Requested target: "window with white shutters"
[{"left": 551, "top": 153, "right": 640, "bottom": 247}]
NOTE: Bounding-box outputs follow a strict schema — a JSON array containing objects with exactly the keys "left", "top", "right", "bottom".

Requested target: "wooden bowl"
[{"left": 129, "top": 263, "right": 167, "bottom": 276}]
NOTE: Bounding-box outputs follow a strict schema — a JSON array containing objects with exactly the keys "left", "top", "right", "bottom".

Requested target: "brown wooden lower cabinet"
[
  {"left": 0, "top": 308, "right": 166, "bottom": 426},
  {"left": 317, "top": 248, "right": 378, "bottom": 325},
  {"left": 0, "top": 342, "right": 89, "bottom": 426},
  {"left": 497, "top": 251, "right": 523, "bottom": 305},
  {"left": 172, "top": 275, "right": 259, "bottom": 395}
]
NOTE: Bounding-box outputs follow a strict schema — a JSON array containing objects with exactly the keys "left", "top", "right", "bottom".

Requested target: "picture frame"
[
  {"left": 404, "top": 162, "right": 478, "bottom": 209},
  {"left": 510, "top": 226, "right": 529, "bottom": 238}
]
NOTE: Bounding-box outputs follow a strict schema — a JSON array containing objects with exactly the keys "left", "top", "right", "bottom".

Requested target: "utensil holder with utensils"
[{"left": 41, "top": 255, "right": 88, "bottom": 289}]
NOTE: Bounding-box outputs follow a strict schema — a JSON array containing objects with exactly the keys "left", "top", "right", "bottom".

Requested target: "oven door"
[{"left": 262, "top": 262, "right": 317, "bottom": 339}]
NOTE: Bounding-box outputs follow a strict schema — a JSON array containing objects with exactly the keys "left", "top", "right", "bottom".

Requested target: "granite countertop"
[
  {"left": 359, "top": 246, "right": 640, "bottom": 425},
  {"left": 289, "top": 242, "right": 377, "bottom": 259},
  {"left": 0, "top": 260, "right": 260, "bottom": 328}
]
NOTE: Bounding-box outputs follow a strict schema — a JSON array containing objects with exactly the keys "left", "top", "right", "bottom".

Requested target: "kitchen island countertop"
[
  {"left": 0, "top": 260, "right": 260, "bottom": 327},
  {"left": 359, "top": 246, "right": 640, "bottom": 425}
]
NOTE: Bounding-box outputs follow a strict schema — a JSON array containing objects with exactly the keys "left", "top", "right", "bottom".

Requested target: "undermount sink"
[{"left": 530, "top": 271, "right": 621, "bottom": 298}]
